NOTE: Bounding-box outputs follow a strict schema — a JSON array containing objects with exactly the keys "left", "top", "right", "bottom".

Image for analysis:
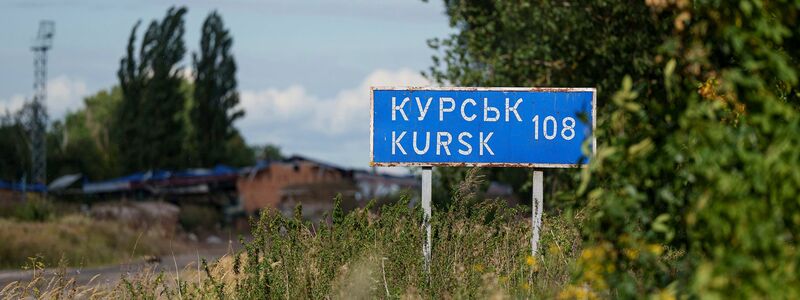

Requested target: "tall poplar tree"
[
  {"left": 191, "top": 11, "right": 244, "bottom": 166},
  {"left": 117, "top": 6, "right": 188, "bottom": 172}
]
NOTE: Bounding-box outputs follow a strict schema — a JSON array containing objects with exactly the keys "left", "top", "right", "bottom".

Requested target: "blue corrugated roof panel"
[{"left": 0, "top": 180, "right": 47, "bottom": 192}]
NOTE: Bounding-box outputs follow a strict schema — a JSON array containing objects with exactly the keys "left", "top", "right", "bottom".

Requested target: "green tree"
[
  {"left": 0, "top": 112, "right": 29, "bottom": 181},
  {"left": 253, "top": 144, "right": 284, "bottom": 161},
  {"left": 224, "top": 131, "right": 256, "bottom": 167},
  {"left": 427, "top": 0, "right": 669, "bottom": 207},
  {"left": 569, "top": 1, "right": 800, "bottom": 297},
  {"left": 47, "top": 87, "right": 122, "bottom": 180},
  {"left": 116, "top": 6, "right": 189, "bottom": 172},
  {"left": 190, "top": 11, "right": 244, "bottom": 167},
  {"left": 432, "top": 0, "right": 800, "bottom": 297}
]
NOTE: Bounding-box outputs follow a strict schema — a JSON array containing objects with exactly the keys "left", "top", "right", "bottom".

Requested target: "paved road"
[{"left": 0, "top": 242, "right": 235, "bottom": 288}]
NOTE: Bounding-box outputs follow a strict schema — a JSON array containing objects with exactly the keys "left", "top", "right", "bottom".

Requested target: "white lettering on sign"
[
  {"left": 461, "top": 98, "right": 477, "bottom": 121},
  {"left": 483, "top": 98, "right": 500, "bottom": 122},
  {"left": 562, "top": 117, "right": 576, "bottom": 140},
  {"left": 413, "top": 132, "right": 430, "bottom": 154},
  {"left": 544, "top": 116, "right": 557, "bottom": 140},
  {"left": 390, "top": 131, "right": 494, "bottom": 156},
  {"left": 505, "top": 98, "right": 523, "bottom": 122},
  {"left": 385, "top": 96, "right": 584, "bottom": 158},
  {"left": 392, "top": 131, "right": 407, "bottom": 155},
  {"left": 458, "top": 132, "right": 473, "bottom": 155},
  {"left": 532, "top": 115, "right": 577, "bottom": 141},
  {"left": 439, "top": 97, "right": 455, "bottom": 121},
  {"left": 392, "top": 97, "right": 409, "bottom": 121},
  {"left": 415, "top": 97, "right": 433, "bottom": 121},
  {"left": 436, "top": 132, "right": 452, "bottom": 155},
  {"left": 480, "top": 132, "right": 494, "bottom": 155}
]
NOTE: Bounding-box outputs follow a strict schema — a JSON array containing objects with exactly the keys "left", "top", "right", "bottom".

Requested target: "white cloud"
[
  {"left": 0, "top": 94, "right": 26, "bottom": 116},
  {"left": 47, "top": 76, "right": 89, "bottom": 117},
  {"left": 0, "top": 75, "right": 89, "bottom": 119},
  {"left": 238, "top": 68, "right": 430, "bottom": 171}
]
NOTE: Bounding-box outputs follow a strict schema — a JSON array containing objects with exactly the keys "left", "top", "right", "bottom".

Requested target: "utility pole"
[{"left": 28, "top": 20, "right": 54, "bottom": 187}]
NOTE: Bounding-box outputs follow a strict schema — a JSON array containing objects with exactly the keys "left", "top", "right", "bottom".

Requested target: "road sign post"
[
  {"left": 370, "top": 87, "right": 596, "bottom": 272},
  {"left": 531, "top": 170, "right": 544, "bottom": 256},
  {"left": 421, "top": 166, "right": 432, "bottom": 273}
]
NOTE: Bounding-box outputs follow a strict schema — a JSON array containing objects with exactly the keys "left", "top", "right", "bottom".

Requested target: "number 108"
[{"left": 532, "top": 115, "right": 576, "bottom": 141}]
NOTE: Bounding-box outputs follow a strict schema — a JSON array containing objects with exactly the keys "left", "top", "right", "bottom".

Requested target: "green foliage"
[
  {"left": 223, "top": 132, "right": 257, "bottom": 167},
  {"left": 425, "top": 0, "right": 664, "bottom": 208},
  {"left": 0, "top": 214, "right": 172, "bottom": 269},
  {"left": 252, "top": 144, "right": 284, "bottom": 161},
  {"left": 0, "top": 176, "right": 579, "bottom": 298},
  {"left": 572, "top": 0, "right": 800, "bottom": 297},
  {"left": 178, "top": 204, "right": 222, "bottom": 231},
  {"left": 10, "top": 197, "right": 54, "bottom": 222},
  {"left": 433, "top": 0, "right": 800, "bottom": 298},
  {"left": 111, "top": 7, "right": 252, "bottom": 172},
  {"left": 0, "top": 113, "right": 29, "bottom": 181},
  {"left": 113, "top": 175, "right": 581, "bottom": 298},
  {"left": 116, "top": 6, "right": 190, "bottom": 172},
  {"left": 429, "top": 0, "right": 667, "bottom": 96},
  {"left": 47, "top": 86, "right": 123, "bottom": 180},
  {"left": 191, "top": 11, "right": 245, "bottom": 167},
  {"left": 2, "top": 8, "right": 253, "bottom": 181}
]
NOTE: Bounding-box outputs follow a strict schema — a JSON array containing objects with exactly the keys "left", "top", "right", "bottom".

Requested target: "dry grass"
[
  {"left": 0, "top": 214, "right": 175, "bottom": 269},
  {"left": 0, "top": 170, "right": 583, "bottom": 298}
]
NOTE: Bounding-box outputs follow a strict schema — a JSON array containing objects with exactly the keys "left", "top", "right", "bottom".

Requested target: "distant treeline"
[{"left": 0, "top": 7, "right": 280, "bottom": 182}]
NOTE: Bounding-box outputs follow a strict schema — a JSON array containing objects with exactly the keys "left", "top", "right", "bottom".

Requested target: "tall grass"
[
  {"left": 1, "top": 169, "right": 582, "bottom": 298},
  {"left": 0, "top": 214, "right": 174, "bottom": 269}
]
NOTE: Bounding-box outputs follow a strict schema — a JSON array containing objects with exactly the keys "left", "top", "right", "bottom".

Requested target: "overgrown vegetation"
[
  {"left": 1, "top": 0, "right": 798, "bottom": 298},
  {"left": 433, "top": 0, "right": 800, "bottom": 298},
  {"left": 224, "top": 170, "right": 577, "bottom": 298},
  {"left": 0, "top": 197, "right": 55, "bottom": 222},
  {"left": 0, "top": 214, "right": 174, "bottom": 269},
  {"left": 1, "top": 170, "right": 582, "bottom": 298},
  {"left": 178, "top": 204, "right": 222, "bottom": 232}
]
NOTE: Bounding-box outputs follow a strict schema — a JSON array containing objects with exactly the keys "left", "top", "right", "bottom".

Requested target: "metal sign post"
[
  {"left": 531, "top": 170, "right": 544, "bottom": 256},
  {"left": 421, "top": 166, "right": 432, "bottom": 273}
]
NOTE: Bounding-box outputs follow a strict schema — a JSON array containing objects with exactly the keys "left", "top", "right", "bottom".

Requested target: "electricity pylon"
[{"left": 29, "top": 20, "right": 54, "bottom": 186}]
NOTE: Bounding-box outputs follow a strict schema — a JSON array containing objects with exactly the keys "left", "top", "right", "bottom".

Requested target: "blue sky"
[{"left": 0, "top": 0, "right": 451, "bottom": 171}]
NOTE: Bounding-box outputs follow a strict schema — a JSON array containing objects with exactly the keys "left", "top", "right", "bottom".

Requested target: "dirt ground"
[{"left": 0, "top": 240, "right": 236, "bottom": 288}]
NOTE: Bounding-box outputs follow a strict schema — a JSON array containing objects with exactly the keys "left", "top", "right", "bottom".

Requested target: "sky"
[{"left": 0, "top": 0, "right": 451, "bottom": 173}]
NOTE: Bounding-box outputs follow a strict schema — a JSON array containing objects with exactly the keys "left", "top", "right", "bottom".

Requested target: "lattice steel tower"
[{"left": 29, "top": 21, "right": 54, "bottom": 186}]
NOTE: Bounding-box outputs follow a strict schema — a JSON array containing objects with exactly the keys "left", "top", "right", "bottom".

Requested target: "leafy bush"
[
  {"left": 568, "top": 1, "right": 800, "bottom": 299},
  {"left": 178, "top": 204, "right": 222, "bottom": 232},
  {"left": 10, "top": 197, "right": 54, "bottom": 222},
  {"left": 431, "top": 0, "right": 800, "bottom": 298}
]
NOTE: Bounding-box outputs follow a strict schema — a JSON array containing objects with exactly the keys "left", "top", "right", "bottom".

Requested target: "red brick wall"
[{"left": 236, "top": 161, "right": 348, "bottom": 214}]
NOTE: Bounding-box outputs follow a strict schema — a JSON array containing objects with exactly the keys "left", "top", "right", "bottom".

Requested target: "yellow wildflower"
[
  {"left": 624, "top": 248, "right": 640, "bottom": 260},
  {"left": 647, "top": 244, "right": 664, "bottom": 256},
  {"left": 473, "top": 264, "right": 484, "bottom": 273},
  {"left": 558, "top": 285, "right": 599, "bottom": 300},
  {"left": 652, "top": 288, "right": 676, "bottom": 300}
]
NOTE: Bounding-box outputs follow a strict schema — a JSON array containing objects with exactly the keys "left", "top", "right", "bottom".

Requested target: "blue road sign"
[{"left": 370, "top": 87, "right": 595, "bottom": 168}]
